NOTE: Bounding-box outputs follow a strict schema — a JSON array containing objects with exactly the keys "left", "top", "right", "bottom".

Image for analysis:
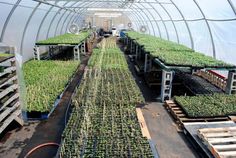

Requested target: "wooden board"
[
  {"left": 198, "top": 126, "right": 236, "bottom": 158},
  {"left": 136, "top": 108, "right": 151, "bottom": 139},
  {"left": 164, "top": 100, "right": 229, "bottom": 128}
]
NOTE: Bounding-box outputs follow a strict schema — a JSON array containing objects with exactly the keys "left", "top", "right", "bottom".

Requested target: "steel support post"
[
  {"left": 225, "top": 70, "right": 236, "bottom": 94},
  {"left": 34, "top": 46, "right": 40, "bottom": 60},
  {"left": 161, "top": 70, "right": 174, "bottom": 102},
  {"left": 73, "top": 45, "right": 80, "bottom": 61}
]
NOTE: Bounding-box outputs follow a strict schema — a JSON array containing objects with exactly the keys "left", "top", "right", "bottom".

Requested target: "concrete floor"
[
  {"left": 141, "top": 102, "right": 199, "bottom": 158},
  {"left": 125, "top": 53, "right": 199, "bottom": 158},
  {"left": 0, "top": 122, "right": 39, "bottom": 158}
]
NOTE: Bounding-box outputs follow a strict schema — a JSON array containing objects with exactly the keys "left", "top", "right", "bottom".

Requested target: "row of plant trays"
[
  {"left": 59, "top": 37, "right": 154, "bottom": 157},
  {"left": 126, "top": 33, "right": 235, "bottom": 70}
]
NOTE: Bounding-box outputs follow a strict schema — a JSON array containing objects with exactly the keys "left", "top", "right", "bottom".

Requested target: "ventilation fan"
[
  {"left": 128, "top": 22, "right": 132, "bottom": 28},
  {"left": 68, "top": 24, "right": 80, "bottom": 34},
  {"left": 140, "top": 25, "right": 147, "bottom": 33}
]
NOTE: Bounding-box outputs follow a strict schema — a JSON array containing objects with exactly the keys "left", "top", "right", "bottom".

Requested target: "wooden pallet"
[
  {"left": 164, "top": 100, "right": 229, "bottom": 127},
  {"left": 198, "top": 127, "right": 236, "bottom": 158},
  {"left": 195, "top": 70, "right": 227, "bottom": 91}
]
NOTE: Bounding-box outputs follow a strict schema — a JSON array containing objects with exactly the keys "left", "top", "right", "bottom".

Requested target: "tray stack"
[{"left": 0, "top": 55, "right": 23, "bottom": 134}]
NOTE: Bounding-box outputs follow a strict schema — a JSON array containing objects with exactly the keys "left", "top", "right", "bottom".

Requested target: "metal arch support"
[
  {"left": 54, "top": 1, "right": 78, "bottom": 36},
  {"left": 46, "top": 8, "right": 63, "bottom": 38},
  {"left": 70, "top": 2, "right": 145, "bottom": 32},
  {"left": 70, "top": 1, "right": 146, "bottom": 29},
  {"left": 60, "top": 1, "right": 85, "bottom": 34},
  {"left": 145, "top": 4, "right": 162, "bottom": 38},
  {"left": 67, "top": 2, "right": 141, "bottom": 32},
  {"left": 136, "top": 3, "right": 158, "bottom": 36},
  {"left": 36, "top": 6, "right": 54, "bottom": 41},
  {"left": 0, "top": 0, "right": 22, "bottom": 42},
  {"left": 60, "top": 12, "right": 75, "bottom": 34},
  {"left": 192, "top": 0, "right": 216, "bottom": 58},
  {"left": 63, "top": 8, "right": 83, "bottom": 33},
  {"left": 128, "top": 14, "right": 140, "bottom": 30},
  {"left": 20, "top": 2, "right": 41, "bottom": 55},
  {"left": 70, "top": 1, "right": 125, "bottom": 24},
  {"left": 46, "top": 1, "right": 73, "bottom": 39},
  {"left": 125, "top": 13, "right": 140, "bottom": 30},
  {"left": 169, "top": 0, "right": 194, "bottom": 50},
  {"left": 157, "top": 2, "right": 180, "bottom": 43},
  {"left": 54, "top": 9, "right": 68, "bottom": 36},
  {"left": 227, "top": 0, "right": 236, "bottom": 16},
  {"left": 65, "top": 2, "right": 105, "bottom": 30},
  {"left": 148, "top": 4, "right": 170, "bottom": 40},
  {"left": 133, "top": 3, "right": 156, "bottom": 36},
  {"left": 128, "top": 4, "right": 151, "bottom": 33},
  {"left": 64, "top": 13, "right": 79, "bottom": 33}
]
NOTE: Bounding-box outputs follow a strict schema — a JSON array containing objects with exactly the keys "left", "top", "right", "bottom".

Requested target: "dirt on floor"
[{"left": 0, "top": 122, "right": 39, "bottom": 158}]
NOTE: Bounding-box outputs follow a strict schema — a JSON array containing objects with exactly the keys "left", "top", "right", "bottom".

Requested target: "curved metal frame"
[
  {"left": 54, "top": 1, "right": 79, "bottom": 36},
  {"left": 70, "top": 1, "right": 145, "bottom": 31},
  {"left": 169, "top": 0, "right": 194, "bottom": 49},
  {"left": 148, "top": 3, "right": 170, "bottom": 40},
  {"left": 0, "top": 0, "right": 22, "bottom": 42},
  {"left": 20, "top": 2, "right": 41, "bottom": 54},
  {"left": 143, "top": 4, "right": 162, "bottom": 37},
  {"left": 192, "top": 0, "right": 216, "bottom": 58},
  {"left": 0, "top": 0, "right": 236, "bottom": 60},
  {"left": 135, "top": 3, "right": 158, "bottom": 36},
  {"left": 157, "top": 2, "right": 180, "bottom": 43},
  {"left": 46, "top": 2, "right": 70, "bottom": 39},
  {"left": 36, "top": 5, "right": 54, "bottom": 41}
]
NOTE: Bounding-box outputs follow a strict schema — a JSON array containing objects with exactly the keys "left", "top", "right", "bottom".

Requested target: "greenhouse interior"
[{"left": 0, "top": 0, "right": 236, "bottom": 158}]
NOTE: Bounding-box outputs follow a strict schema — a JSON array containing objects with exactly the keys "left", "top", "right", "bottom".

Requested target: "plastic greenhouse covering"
[{"left": 0, "top": 0, "right": 235, "bottom": 64}]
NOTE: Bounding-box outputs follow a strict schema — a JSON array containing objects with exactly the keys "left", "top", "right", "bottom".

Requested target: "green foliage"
[
  {"left": 60, "top": 37, "right": 153, "bottom": 157},
  {"left": 61, "top": 69, "right": 150, "bottom": 157},
  {"left": 23, "top": 60, "right": 79, "bottom": 112},
  {"left": 36, "top": 32, "right": 90, "bottom": 45},
  {"left": 88, "top": 37, "right": 129, "bottom": 70},
  {"left": 175, "top": 94, "right": 236, "bottom": 117},
  {"left": 126, "top": 31, "right": 233, "bottom": 68},
  {"left": 153, "top": 50, "right": 229, "bottom": 67}
]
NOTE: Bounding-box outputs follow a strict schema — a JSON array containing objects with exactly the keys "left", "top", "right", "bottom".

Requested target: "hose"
[{"left": 24, "top": 142, "right": 60, "bottom": 158}]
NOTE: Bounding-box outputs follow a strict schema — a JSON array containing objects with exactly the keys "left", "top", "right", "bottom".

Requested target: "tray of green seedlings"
[
  {"left": 151, "top": 49, "right": 232, "bottom": 68},
  {"left": 23, "top": 60, "right": 79, "bottom": 113},
  {"left": 126, "top": 31, "right": 234, "bottom": 68},
  {"left": 60, "top": 37, "right": 153, "bottom": 157},
  {"left": 97, "top": 36, "right": 117, "bottom": 49},
  {"left": 174, "top": 94, "right": 236, "bottom": 118},
  {"left": 35, "top": 31, "right": 91, "bottom": 45},
  {"left": 89, "top": 38, "right": 129, "bottom": 70},
  {"left": 60, "top": 69, "right": 152, "bottom": 157}
]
